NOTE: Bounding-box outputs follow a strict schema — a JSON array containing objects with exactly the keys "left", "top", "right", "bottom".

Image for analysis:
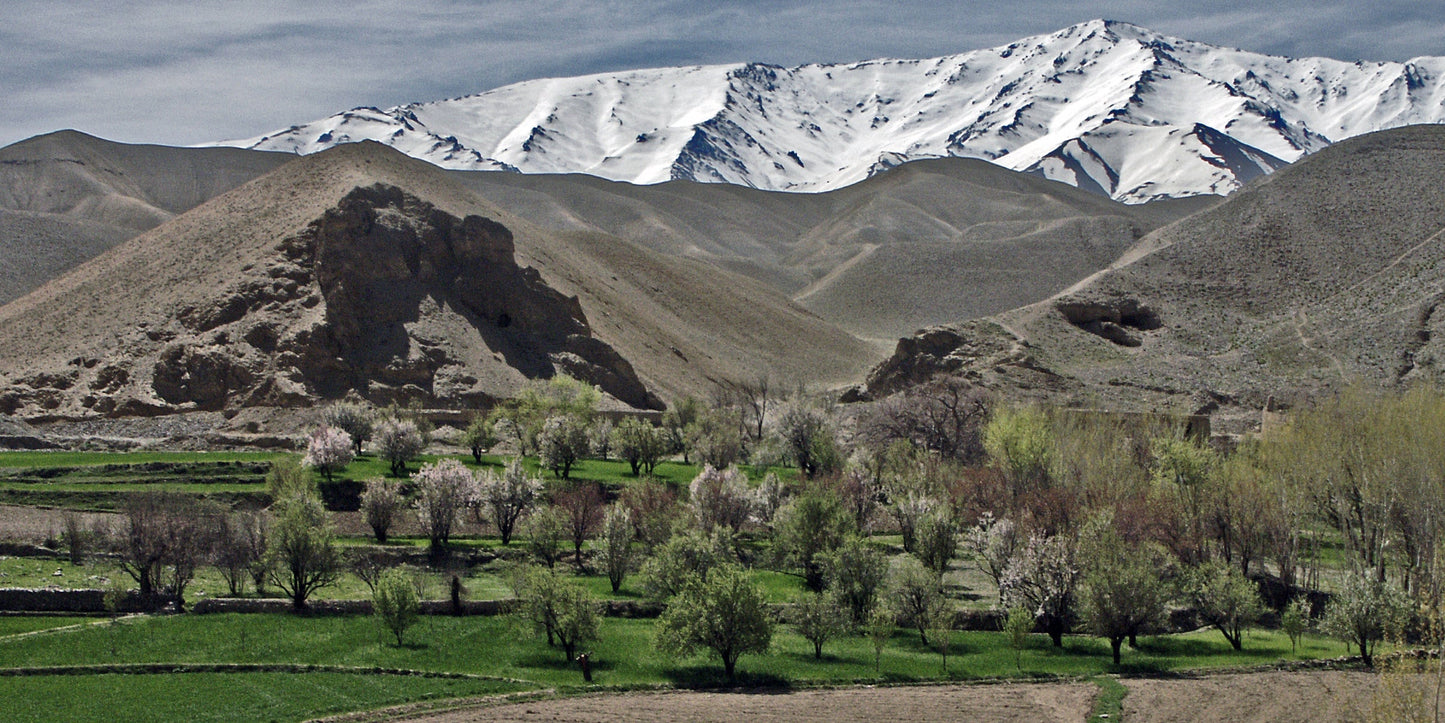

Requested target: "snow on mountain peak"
[{"left": 214, "top": 21, "right": 1445, "bottom": 203}]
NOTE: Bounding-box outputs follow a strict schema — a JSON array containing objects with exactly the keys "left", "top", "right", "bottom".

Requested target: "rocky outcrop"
[{"left": 2, "top": 183, "right": 662, "bottom": 419}]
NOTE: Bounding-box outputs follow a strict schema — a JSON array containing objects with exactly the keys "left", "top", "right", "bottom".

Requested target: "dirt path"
[{"left": 391, "top": 683, "right": 1097, "bottom": 723}]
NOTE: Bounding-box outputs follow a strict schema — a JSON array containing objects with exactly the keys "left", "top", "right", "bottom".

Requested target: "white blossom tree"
[
  {"left": 477, "top": 458, "right": 543, "bottom": 545},
  {"left": 412, "top": 459, "right": 478, "bottom": 553},
  {"left": 999, "top": 533, "right": 1079, "bottom": 647},
  {"left": 689, "top": 464, "right": 753, "bottom": 534},
  {"left": 302, "top": 425, "right": 354, "bottom": 482},
  {"left": 375, "top": 418, "right": 426, "bottom": 476}
]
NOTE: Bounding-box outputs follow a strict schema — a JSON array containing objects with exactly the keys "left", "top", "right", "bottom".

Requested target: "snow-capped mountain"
[{"left": 217, "top": 20, "right": 1445, "bottom": 203}]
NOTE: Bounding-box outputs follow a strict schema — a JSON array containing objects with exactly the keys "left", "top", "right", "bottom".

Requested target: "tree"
[
  {"left": 889, "top": 492, "right": 935, "bottom": 554},
  {"left": 1186, "top": 559, "right": 1263, "bottom": 651},
  {"left": 888, "top": 556, "right": 945, "bottom": 644},
  {"left": 412, "top": 459, "right": 477, "bottom": 554},
  {"left": 1323, "top": 572, "right": 1411, "bottom": 666},
  {"left": 822, "top": 535, "right": 889, "bottom": 626},
  {"left": 662, "top": 396, "right": 702, "bottom": 463},
  {"left": 302, "top": 425, "right": 354, "bottom": 482},
  {"left": 555, "top": 482, "right": 605, "bottom": 568},
  {"left": 792, "top": 591, "right": 847, "bottom": 659},
  {"left": 477, "top": 458, "right": 543, "bottom": 545},
  {"left": 859, "top": 376, "right": 989, "bottom": 462},
  {"left": 774, "top": 485, "right": 853, "bottom": 591},
  {"left": 214, "top": 512, "right": 260, "bottom": 596},
  {"left": 963, "top": 513, "right": 1019, "bottom": 602},
  {"left": 751, "top": 472, "right": 787, "bottom": 529},
  {"left": 999, "top": 533, "right": 1078, "bottom": 647},
  {"left": 110, "top": 492, "right": 221, "bottom": 610},
  {"left": 777, "top": 400, "right": 840, "bottom": 478},
  {"left": 925, "top": 598, "right": 955, "bottom": 674},
  {"left": 600, "top": 505, "right": 635, "bottom": 593},
  {"left": 539, "top": 414, "right": 590, "bottom": 479},
  {"left": 641, "top": 529, "right": 728, "bottom": 601},
  {"left": 619, "top": 478, "right": 680, "bottom": 550},
  {"left": 983, "top": 405, "right": 1053, "bottom": 499},
  {"left": 323, "top": 403, "right": 373, "bottom": 455},
  {"left": 867, "top": 606, "right": 893, "bottom": 673},
  {"left": 490, "top": 375, "right": 600, "bottom": 456},
  {"left": 1281, "top": 598, "right": 1310, "bottom": 655},
  {"left": 373, "top": 567, "right": 420, "bottom": 645},
  {"left": 914, "top": 509, "right": 959, "bottom": 581},
  {"left": 589, "top": 418, "right": 614, "bottom": 460},
  {"left": 687, "top": 408, "right": 746, "bottom": 468},
  {"left": 524, "top": 505, "right": 567, "bottom": 568},
  {"left": 359, "top": 478, "right": 405, "bottom": 543},
  {"left": 265, "top": 457, "right": 317, "bottom": 500},
  {"left": 689, "top": 464, "right": 753, "bottom": 534},
  {"left": 1004, "top": 606, "right": 1034, "bottom": 671},
  {"left": 461, "top": 414, "right": 496, "bottom": 464},
  {"left": 375, "top": 418, "right": 426, "bottom": 476},
  {"left": 1078, "top": 524, "right": 1172, "bottom": 664},
  {"left": 510, "top": 564, "right": 600, "bottom": 661},
  {"left": 611, "top": 417, "right": 666, "bottom": 476},
  {"left": 266, "top": 490, "right": 341, "bottom": 611},
  {"left": 656, "top": 564, "right": 773, "bottom": 678}
]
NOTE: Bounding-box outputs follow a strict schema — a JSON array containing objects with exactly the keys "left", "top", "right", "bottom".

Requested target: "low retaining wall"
[{"left": 0, "top": 588, "right": 150, "bottom": 613}]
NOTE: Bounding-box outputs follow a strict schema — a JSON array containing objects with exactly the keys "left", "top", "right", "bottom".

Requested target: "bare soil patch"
[
  {"left": 393, "top": 682, "right": 1096, "bottom": 723},
  {"left": 1122, "top": 670, "right": 1433, "bottom": 723}
]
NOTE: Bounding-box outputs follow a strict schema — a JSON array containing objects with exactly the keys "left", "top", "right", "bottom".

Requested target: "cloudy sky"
[{"left": 2, "top": 1, "right": 1440, "bottom": 149}]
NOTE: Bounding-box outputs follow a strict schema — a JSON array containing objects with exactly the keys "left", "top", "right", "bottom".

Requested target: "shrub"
[
  {"left": 373, "top": 568, "right": 420, "bottom": 645},
  {"left": 1282, "top": 597, "right": 1311, "bottom": 654},
  {"left": 1004, "top": 606, "right": 1034, "bottom": 670}
]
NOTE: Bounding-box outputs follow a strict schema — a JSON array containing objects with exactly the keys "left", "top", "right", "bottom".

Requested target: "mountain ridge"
[{"left": 217, "top": 19, "right": 1445, "bottom": 202}]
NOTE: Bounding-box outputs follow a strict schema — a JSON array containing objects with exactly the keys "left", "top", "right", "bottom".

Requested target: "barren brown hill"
[
  {"left": 857, "top": 124, "right": 1445, "bottom": 432},
  {"left": 0, "top": 142, "right": 878, "bottom": 422},
  {"left": 0, "top": 130, "right": 291, "bottom": 304},
  {"left": 450, "top": 158, "right": 1210, "bottom": 339}
]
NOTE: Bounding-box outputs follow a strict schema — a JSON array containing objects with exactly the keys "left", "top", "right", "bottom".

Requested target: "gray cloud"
[{"left": 1, "top": 0, "right": 1440, "bottom": 148}]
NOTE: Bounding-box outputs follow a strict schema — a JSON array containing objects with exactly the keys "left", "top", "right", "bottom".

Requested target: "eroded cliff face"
[{"left": 2, "top": 184, "right": 662, "bottom": 419}]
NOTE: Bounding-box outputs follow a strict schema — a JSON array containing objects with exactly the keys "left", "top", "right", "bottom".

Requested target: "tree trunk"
[
  {"left": 292, "top": 588, "right": 307, "bottom": 612},
  {"left": 1047, "top": 616, "right": 1064, "bottom": 648},
  {"left": 814, "top": 641, "right": 823, "bottom": 659},
  {"left": 724, "top": 651, "right": 737, "bottom": 678},
  {"left": 1111, "top": 637, "right": 1122, "bottom": 665}
]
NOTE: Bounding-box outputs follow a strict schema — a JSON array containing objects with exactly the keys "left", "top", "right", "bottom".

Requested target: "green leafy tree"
[
  {"left": 888, "top": 556, "right": 944, "bottom": 644},
  {"left": 1282, "top": 598, "right": 1311, "bottom": 655},
  {"left": 539, "top": 414, "right": 590, "bottom": 479},
  {"left": 509, "top": 564, "right": 600, "bottom": 660},
  {"left": 601, "top": 505, "right": 635, "bottom": 593},
  {"left": 1004, "top": 606, "right": 1034, "bottom": 671},
  {"left": 777, "top": 400, "right": 840, "bottom": 478},
  {"left": 982, "top": 405, "right": 1053, "bottom": 497},
  {"left": 1186, "top": 559, "right": 1263, "bottom": 651},
  {"left": 525, "top": 505, "right": 568, "bottom": 569},
  {"left": 792, "top": 591, "right": 848, "bottom": 659},
  {"left": 821, "top": 535, "right": 889, "bottom": 626},
  {"left": 774, "top": 485, "right": 853, "bottom": 591},
  {"left": 656, "top": 564, "right": 773, "bottom": 678},
  {"left": 462, "top": 414, "right": 496, "bottom": 464},
  {"left": 640, "top": 529, "right": 729, "bottom": 601},
  {"left": 867, "top": 606, "right": 893, "bottom": 673},
  {"left": 1323, "top": 572, "right": 1411, "bottom": 667},
  {"left": 266, "top": 490, "right": 341, "bottom": 611},
  {"left": 611, "top": 417, "right": 666, "bottom": 476},
  {"left": 373, "top": 568, "right": 420, "bottom": 645},
  {"left": 1078, "top": 521, "right": 1172, "bottom": 664},
  {"left": 662, "top": 396, "right": 702, "bottom": 463},
  {"left": 913, "top": 509, "right": 959, "bottom": 580}
]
